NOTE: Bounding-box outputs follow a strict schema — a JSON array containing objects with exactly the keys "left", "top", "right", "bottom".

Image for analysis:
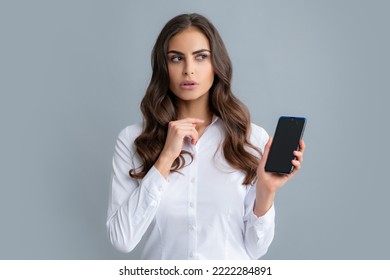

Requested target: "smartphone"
[{"left": 265, "top": 116, "right": 306, "bottom": 174}]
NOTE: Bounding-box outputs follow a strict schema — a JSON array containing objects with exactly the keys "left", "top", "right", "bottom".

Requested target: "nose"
[{"left": 183, "top": 61, "right": 194, "bottom": 76}]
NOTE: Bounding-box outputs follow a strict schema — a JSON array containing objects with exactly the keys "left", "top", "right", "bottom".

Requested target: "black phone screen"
[{"left": 265, "top": 116, "right": 306, "bottom": 174}]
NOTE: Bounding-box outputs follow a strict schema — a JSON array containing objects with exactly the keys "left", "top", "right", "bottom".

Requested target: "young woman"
[{"left": 106, "top": 13, "right": 305, "bottom": 259}]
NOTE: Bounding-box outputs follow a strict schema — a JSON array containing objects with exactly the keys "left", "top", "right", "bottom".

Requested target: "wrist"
[
  {"left": 253, "top": 190, "right": 275, "bottom": 217},
  {"left": 154, "top": 153, "right": 175, "bottom": 179}
]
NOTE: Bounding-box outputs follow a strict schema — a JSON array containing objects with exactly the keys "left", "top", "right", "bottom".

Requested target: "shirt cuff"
[
  {"left": 249, "top": 203, "right": 275, "bottom": 230},
  {"left": 133, "top": 166, "right": 169, "bottom": 224},
  {"left": 141, "top": 166, "right": 169, "bottom": 201}
]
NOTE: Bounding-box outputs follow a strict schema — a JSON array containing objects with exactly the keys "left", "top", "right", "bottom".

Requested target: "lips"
[{"left": 180, "top": 80, "right": 198, "bottom": 90}]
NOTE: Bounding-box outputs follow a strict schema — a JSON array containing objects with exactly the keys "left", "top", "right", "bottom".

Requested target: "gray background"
[{"left": 0, "top": 0, "right": 389, "bottom": 259}]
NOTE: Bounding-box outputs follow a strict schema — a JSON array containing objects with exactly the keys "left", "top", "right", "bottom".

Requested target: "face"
[{"left": 167, "top": 27, "right": 214, "bottom": 103}]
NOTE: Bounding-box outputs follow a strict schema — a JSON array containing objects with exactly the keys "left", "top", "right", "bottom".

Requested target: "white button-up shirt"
[{"left": 107, "top": 117, "right": 275, "bottom": 259}]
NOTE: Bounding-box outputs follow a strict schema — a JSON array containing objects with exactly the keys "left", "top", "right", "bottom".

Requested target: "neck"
[
  {"left": 176, "top": 95, "right": 213, "bottom": 124},
  {"left": 178, "top": 105, "right": 213, "bottom": 123},
  {"left": 176, "top": 95, "right": 213, "bottom": 135}
]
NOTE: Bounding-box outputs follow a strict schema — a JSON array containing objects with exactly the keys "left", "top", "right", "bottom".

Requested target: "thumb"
[{"left": 260, "top": 137, "right": 273, "bottom": 166}]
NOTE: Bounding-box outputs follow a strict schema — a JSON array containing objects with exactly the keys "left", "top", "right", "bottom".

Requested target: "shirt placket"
[{"left": 187, "top": 145, "right": 199, "bottom": 259}]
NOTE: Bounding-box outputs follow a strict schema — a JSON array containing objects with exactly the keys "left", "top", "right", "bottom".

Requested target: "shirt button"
[
  {"left": 189, "top": 202, "right": 194, "bottom": 208},
  {"left": 190, "top": 178, "right": 195, "bottom": 183},
  {"left": 189, "top": 252, "right": 194, "bottom": 258},
  {"left": 150, "top": 201, "right": 157, "bottom": 207},
  {"left": 190, "top": 225, "right": 196, "bottom": 231}
]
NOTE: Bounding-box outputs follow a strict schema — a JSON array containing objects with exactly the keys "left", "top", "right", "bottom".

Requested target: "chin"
[{"left": 173, "top": 89, "right": 209, "bottom": 101}]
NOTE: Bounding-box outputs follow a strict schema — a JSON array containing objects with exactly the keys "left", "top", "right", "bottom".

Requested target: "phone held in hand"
[{"left": 265, "top": 116, "right": 306, "bottom": 174}]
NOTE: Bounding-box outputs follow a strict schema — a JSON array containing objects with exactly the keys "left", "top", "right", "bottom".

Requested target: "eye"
[
  {"left": 169, "top": 55, "right": 183, "bottom": 63},
  {"left": 195, "top": 54, "right": 208, "bottom": 61}
]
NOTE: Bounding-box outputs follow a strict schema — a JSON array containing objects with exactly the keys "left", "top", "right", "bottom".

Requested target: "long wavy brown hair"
[{"left": 130, "top": 13, "right": 261, "bottom": 185}]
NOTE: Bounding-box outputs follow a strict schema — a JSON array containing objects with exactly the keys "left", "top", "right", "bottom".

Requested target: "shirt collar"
[{"left": 210, "top": 114, "right": 220, "bottom": 126}]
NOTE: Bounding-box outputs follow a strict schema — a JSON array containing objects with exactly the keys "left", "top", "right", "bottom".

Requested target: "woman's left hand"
[{"left": 253, "top": 138, "right": 306, "bottom": 216}]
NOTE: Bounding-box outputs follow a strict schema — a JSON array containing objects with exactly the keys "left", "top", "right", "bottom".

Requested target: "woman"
[{"left": 106, "top": 13, "right": 305, "bottom": 259}]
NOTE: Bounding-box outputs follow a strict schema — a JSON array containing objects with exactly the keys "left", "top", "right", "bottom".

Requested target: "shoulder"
[
  {"left": 118, "top": 123, "right": 143, "bottom": 139},
  {"left": 115, "top": 123, "right": 143, "bottom": 152},
  {"left": 249, "top": 123, "right": 269, "bottom": 153}
]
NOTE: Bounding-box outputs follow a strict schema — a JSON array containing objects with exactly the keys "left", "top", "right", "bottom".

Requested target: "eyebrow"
[{"left": 167, "top": 49, "right": 211, "bottom": 55}]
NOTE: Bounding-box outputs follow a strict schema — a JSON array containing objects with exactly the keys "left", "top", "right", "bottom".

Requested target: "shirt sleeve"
[
  {"left": 242, "top": 123, "right": 275, "bottom": 259},
  {"left": 243, "top": 187, "right": 275, "bottom": 259},
  {"left": 106, "top": 127, "right": 168, "bottom": 253}
]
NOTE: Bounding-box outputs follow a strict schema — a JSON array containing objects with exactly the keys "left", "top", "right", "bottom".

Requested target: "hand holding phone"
[{"left": 265, "top": 116, "right": 306, "bottom": 174}]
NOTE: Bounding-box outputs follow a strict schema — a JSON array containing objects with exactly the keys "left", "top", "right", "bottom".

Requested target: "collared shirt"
[{"left": 106, "top": 116, "right": 275, "bottom": 259}]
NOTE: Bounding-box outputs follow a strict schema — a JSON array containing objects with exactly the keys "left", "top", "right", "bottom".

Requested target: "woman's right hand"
[{"left": 154, "top": 118, "right": 204, "bottom": 178}]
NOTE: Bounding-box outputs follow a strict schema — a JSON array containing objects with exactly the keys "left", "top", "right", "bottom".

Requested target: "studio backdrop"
[{"left": 0, "top": 0, "right": 389, "bottom": 259}]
